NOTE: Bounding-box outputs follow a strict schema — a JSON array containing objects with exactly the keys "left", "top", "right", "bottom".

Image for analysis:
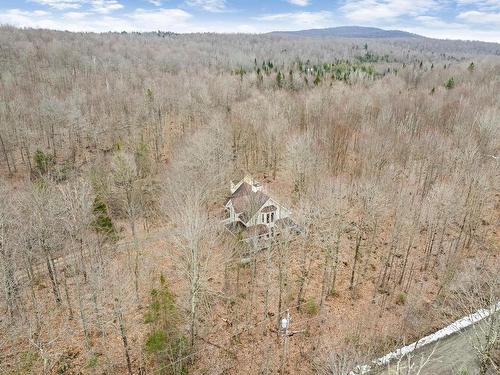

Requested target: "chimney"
[
  {"left": 252, "top": 181, "right": 263, "bottom": 192},
  {"left": 243, "top": 174, "right": 253, "bottom": 185}
]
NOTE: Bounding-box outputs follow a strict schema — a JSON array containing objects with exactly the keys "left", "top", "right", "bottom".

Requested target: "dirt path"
[{"left": 16, "top": 228, "right": 166, "bottom": 284}]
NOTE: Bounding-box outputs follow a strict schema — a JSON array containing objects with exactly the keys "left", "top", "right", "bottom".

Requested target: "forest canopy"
[{"left": 0, "top": 26, "right": 499, "bottom": 374}]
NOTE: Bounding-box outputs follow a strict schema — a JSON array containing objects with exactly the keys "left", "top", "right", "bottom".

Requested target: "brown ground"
[{"left": 1, "top": 175, "right": 498, "bottom": 375}]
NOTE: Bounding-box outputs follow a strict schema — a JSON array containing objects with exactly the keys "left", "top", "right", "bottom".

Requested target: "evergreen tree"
[
  {"left": 314, "top": 73, "right": 321, "bottom": 86},
  {"left": 445, "top": 77, "right": 455, "bottom": 89},
  {"left": 34, "top": 149, "right": 55, "bottom": 176},
  {"left": 146, "top": 88, "right": 154, "bottom": 103},
  {"left": 276, "top": 71, "right": 284, "bottom": 88},
  {"left": 144, "top": 276, "right": 189, "bottom": 374},
  {"left": 91, "top": 195, "right": 116, "bottom": 239}
]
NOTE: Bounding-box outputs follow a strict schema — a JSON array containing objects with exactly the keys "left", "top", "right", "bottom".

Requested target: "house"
[{"left": 223, "top": 175, "right": 299, "bottom": 244}]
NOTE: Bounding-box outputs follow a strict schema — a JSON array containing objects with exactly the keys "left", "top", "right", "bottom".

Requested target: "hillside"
[{"left": 269, "top": 26, "right": 422, "bottom": 39}]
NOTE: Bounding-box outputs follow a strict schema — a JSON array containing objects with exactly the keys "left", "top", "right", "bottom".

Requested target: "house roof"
[
  {"left": 261, "top": 205, "right": 277, "bottom": 213},
  {"left": 275, "top": 217, "right": 301, "bottom": 234},
  {"left": 226, "top": 182, "right": 269, "bottom": 224},
  {"left": 231, "top": 181, "right": 253, "bottom": 198},
  {"left": 225, "top": 222, "right": 269, "bottom": 240},
  {"left": 243, "top": 224, "right": 269, "bottom": 239},
  {"left": 225, "top": 221, "right": 246, "bottom": 236}
]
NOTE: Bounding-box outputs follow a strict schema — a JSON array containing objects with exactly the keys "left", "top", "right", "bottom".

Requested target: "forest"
[{"left": 0, "top": 26, "right": 499, "bottom": 374}]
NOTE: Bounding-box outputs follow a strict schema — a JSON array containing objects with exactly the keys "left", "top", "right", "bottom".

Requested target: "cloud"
[
  {"left": 341, "top": 0, "right": 439, "bottom": 22},
  {"left": 90, "top": 0, "right": 123, "bottom": 14},
  {"left": 415, "top": 15, "right": 464, "bottom": 28},
  {"left": 185, "top": 0, "right": 227, "bottom": 12},
  {"left": 30, "top": 0, "right": 83, "bottom": 10},
  {"left": 64, "top": 11, "right": 91, "bottom": 19},
  {"left": 0, "top": 7, "right": 192, "bottom": 32},
  {"left": 0, "top": 9, "right": 68, "bottom": 30},
  {"left": 391, "top": 9, "right": 500, "bottom": 41},
  {"left": 457, "top": 10, "right": 500, "bottom": 24},
  {"left": 148, "top": 0, "right": 163, "bottom": 5},
  {"left": 6, "top": 9, "right": 51, "bottom": 17},
  {"left": 287, "top": 0, "right": 310, "bottom": 6},
  {"left": 403, "top": 24, "right": 500, "bottom": 42},
  {"left": 255, "top": 11, "right": 332, "bottom": 27},
  {"left": 456, "top": 0, "right": 500, "bottom": 11},
  {"left": 128, "top": 8, "right": 192, "bottom": 28},
  {"left": 30, "top": 0, "right": 124, "bottom": 14}
]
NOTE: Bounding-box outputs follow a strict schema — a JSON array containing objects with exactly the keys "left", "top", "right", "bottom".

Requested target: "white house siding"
[
  {"left": 226, "top": 201, "right": 235, "bottom": 221},
  {"left": 249, "top": 198, "right": 289, "bottom": 227}
]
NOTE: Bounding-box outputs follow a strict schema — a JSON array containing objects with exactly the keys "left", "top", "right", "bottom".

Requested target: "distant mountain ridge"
[{"left": 269, "top": 26, "right": 423, "bottom": 39}]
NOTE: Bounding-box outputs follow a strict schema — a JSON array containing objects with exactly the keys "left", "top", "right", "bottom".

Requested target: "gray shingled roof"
[
  {"left": 261, "top": 205, "right": 277, "bottom": 213},
  {"left": 227, "top": 182, "right": 269, "bottom": 224}
]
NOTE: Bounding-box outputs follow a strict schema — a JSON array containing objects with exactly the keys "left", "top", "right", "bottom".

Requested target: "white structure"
[
  {"left": 351, "top": 300, "right": 500, "bottom": 374},
  {"left": 223, "top": 175, "right": 297, "bottom": 243}
]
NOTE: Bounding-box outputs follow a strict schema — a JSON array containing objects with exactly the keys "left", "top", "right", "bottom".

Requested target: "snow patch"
[{"left": 351, "top": 301, "right": 500, "bottom": 374}]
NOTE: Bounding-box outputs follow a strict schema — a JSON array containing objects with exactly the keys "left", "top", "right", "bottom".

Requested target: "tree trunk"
[
  {"left": 0, "top": 133, "right": 13, "bottom": 176},
  {"left": 189, "top": 244, "right": 199, "bottom": 349},
  {"left": 45, "top": 251, "right": 62, "bottom": 305},
  {"left": 116, "top": 306, "right": 133, "bottom": 375},
  {"left": 349, "top": 234, "right": 361, "bottom": 290},
  {"left": 62, "top": 269, "right": 74, "bottom": 320},
  {"left": 328, "top": 234, "right": 340, "bottom": 296}
]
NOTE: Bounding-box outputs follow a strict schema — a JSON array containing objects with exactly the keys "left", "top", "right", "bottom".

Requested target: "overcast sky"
[{"left": 0, "top": 0, "right": 499, "bottom": 42}]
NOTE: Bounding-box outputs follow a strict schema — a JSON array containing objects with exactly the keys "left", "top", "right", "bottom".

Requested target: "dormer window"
[
  {"left": 265, "top": 212, "right": 275, "bottom": 223},
  {"left": 261, "top": 205, "right": 277, "bottom": 225}
]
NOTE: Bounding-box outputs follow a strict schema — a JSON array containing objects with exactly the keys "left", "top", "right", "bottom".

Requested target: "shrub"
[
  {"left": 34, "top": 149, "right": 54, "bottom": 176},
  {"left": 146, "top": 330, "right": 168, "bottom": 353},
  {"left": 329, "top": 289, "right": 339, "bottom": 298},
  {"left": 86, "top": 355, "right": 98, "bottom": 368},
  {"left": 396, "top": 292, "right": 407, "bottom": 305},
  {"left": 445, "top": 77, "right": 455, "bottom": 89},
  {"left": 304, "top": 298, "right": 319, "bottom": 316},
  {"left": 14, "top": 351, "right": 39, "bottom": 373}
]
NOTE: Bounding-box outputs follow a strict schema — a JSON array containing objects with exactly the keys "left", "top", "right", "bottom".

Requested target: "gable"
[{"left": 225, "top": 182, "right": 269, "bottom": 225}]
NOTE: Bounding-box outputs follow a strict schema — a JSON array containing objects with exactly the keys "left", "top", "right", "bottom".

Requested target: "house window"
[
  {"left": 261, "top": 213, "right": 265, "bottom": 223},
  {"left": 264, "top": 212, "right": 275, "bottom": 224}
]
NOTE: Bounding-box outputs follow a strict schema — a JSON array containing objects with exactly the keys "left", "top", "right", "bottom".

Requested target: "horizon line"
[{"left": 2, "top": 24, "right": 499, "bottom": 44}]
